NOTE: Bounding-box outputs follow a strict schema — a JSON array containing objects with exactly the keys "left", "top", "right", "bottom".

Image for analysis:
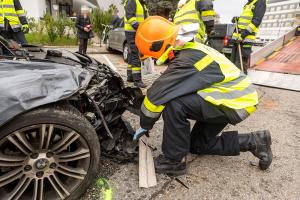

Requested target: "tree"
[{"left": 148, "top": 0, "right": 179, "bottom": 18}]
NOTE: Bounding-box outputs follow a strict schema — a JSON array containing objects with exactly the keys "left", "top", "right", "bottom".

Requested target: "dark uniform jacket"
[
  {"left": 125, "top": 0, "right": 148, "bottom": 30},
  {"left": 75, "top": 16, "right": 93, "bottom": 39},
  {"left": 241, "top": 0, "right": 266, "bottom": 38},
  {"left": 196, "top": 0, "right": 215, "bottom": 34},
  {"left": 140, "top": 43, "right": 258, "bottom": 130}
]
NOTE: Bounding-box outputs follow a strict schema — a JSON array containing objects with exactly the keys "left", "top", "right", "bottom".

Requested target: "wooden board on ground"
[{"left": 139, "top": 136, "right": 157, "bottom": 188}]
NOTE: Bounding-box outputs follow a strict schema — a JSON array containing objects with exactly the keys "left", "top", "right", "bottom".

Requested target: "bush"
[
  {"left": 90, "top": 8, "right": 113, "bottom": 41},
  {"left": 44, "top": 14, "right": 58, "bottom": 44}
]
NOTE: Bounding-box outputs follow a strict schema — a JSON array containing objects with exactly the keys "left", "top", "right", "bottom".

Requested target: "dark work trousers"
[
  {"left": 79, "top": 38, "right": 88, "bottom": 54},
  {"left": 0, "top": 30, "right": 27, "bottom": 45},
  {"left": 162, "top": 94, "right": 240, "bottom": 161},
  {"left": 230, "top": 43, "right": 252, "bottom": 74},
  {"left": 125, "top": 31, "right": 141, "bottom": 81}
]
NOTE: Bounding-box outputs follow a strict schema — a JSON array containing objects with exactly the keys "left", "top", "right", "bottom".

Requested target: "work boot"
[
  {"left": 154, "top": 154, "right": 186, "bottom": 176},
  {"left": 239, "top": 130, "right": 273, "bottom": 170},
  {"left": 134, "top": 80, "right": 147, "bottom": 88}
]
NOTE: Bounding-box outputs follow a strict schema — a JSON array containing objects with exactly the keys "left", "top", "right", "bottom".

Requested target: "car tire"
[
  {"left": 0, "top": 103, "right": 100, "bottom": 200},
  {"left": 123, "top": 42, "right": 129, "bottom": 62}
]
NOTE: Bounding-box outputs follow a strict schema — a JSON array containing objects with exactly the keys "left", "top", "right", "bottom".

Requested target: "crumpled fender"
[{"left": 0, "top": 60, "right": 93, "bottom": 127}]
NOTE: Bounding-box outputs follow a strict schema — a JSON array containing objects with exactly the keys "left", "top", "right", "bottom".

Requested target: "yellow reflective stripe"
[
  {"left": 201, "top": 10, "right": 215, "bottom": 17},
  {"left": 194, "top": 55, "right": 214, "bottom": 71},
  {"left": 128, "top": 17, "right": 137, "bottom": 24},
  {"left": 144, "top": 96, "right": 165, "bottom": 113},
  {"left": 245, "top": 105, "right": 256, "bottom": 114},
  {"left": 247, "top": 23, "right": 258, "bottom": 33},
  {"left": 16, "top": 10, "right": 25, "bottom": 14},
  {"left": 246, "top": 35, "right": 256, "bottom": 40},
  {"left": 132, "top": 67, "right": 141, "bottom": 71},
  {"left": 202, "top": 91, "right": 258, "bottom": 110},
  {"left": 205, "top": 77, "right": 252, "bottom": 93}
]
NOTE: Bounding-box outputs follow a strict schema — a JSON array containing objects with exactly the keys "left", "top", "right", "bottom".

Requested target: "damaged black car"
[{"left": 0, "top": 37, "right": 143, "bottom": 200}]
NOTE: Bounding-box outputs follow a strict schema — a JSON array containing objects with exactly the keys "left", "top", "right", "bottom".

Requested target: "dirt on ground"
[{"left": 79, "top": 51, "right": 300, "bottom": 200}]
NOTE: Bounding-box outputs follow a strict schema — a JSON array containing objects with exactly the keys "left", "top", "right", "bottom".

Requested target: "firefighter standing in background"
[
  {"left": 0, "top": 0, "right": 29, "bottom": 44},
  {"left": 174, "top": 0, "right": 215, "bottom": 44},
  {"left": 133, "top": 17, "right": 272, "bottom": 175},
  {"left": 231, "top": 0, "right": 266, "bottom": 73},
  {"left": 124, "top": 0, "right": 148, "bottom": 88}
]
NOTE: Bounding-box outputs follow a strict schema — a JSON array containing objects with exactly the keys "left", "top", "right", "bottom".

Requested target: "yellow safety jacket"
[
  {"left": 233, "top": 0, "right": 259, "bottom": 43},
  {"left": 0, "top": 0, "right": 25, "bottom": 30},
  {"left": 174, "top": 0, "right": 215, "bottom": 43},
  {"left": 140, "top": 42, "right": 258, "bottom": 129},
  {"left": 124, "top": 0, "right": 148, "bottom": 32}
]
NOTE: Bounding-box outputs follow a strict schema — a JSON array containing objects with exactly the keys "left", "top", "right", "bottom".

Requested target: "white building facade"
[
  {"left": 257, "top": 0, "right": 300, "bottom": 42},
  {"left": 22, "top": 0, "right": 99, "bottom": 19}
]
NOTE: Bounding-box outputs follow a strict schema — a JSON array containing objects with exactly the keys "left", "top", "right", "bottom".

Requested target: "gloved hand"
[
  {"left": 133, "top": 127, "right": 149, "bottom": 141},
  {"left": 231, "top": 33, "right": 242, "bottom": 44},
  {"left": 231, "top": 16, "right": 239, "bottom": 23},
  {"left": 241, "top": 29, "right": 251, "bottom": 39},
  {"left": 22, "top": 24, "right": 29, "bottom": 33},
  {"left": 132, "top": 22, "right": 139, "bottom": 30}
]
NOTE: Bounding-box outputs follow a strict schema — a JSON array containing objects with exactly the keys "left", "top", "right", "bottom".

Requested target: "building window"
[
  {"left": 269, "top": 15, "right": 274, "bottom": 20},
  {"left": 290, "top": 4, "right": 296, "bottom": 9},
  {"left": 274, "top": 14, "right": 279, "bottom": 19},
  {"left": 287, "top": 13, "right": 293, "bottom": 18},
  {"left": 281, "top": 14, "right": 286, "bottom": 18},
  {"left": 270, "top": 7, "right": 275, "bottom": 12},
  {"left": 276, "top": 6, "right": 281, "bottom": 11}
]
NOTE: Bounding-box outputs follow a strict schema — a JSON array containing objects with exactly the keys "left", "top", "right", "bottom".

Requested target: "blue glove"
[{"left": 133, "top": 127, "right": 149, "bottom": 141}]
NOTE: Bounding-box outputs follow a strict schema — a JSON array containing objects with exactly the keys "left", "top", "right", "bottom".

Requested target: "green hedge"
[{"left": 25, "top": 33, "right": 77, "bottom": 46}]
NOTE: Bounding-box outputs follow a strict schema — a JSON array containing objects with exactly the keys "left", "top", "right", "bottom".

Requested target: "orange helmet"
[{"left": 135, "top": 16, "right": 180, "bottom": 60}]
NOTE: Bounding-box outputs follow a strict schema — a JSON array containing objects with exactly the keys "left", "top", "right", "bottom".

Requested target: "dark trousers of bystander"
[{"left": 79, "top": 38, "right": 88, "bottom": 54}]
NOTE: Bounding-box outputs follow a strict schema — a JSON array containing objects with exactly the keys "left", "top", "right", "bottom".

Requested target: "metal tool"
[{"left": 234, "top": 18, "right": 245, "bottom": 73}]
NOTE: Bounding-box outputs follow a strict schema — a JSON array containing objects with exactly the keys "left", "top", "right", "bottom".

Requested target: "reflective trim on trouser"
[
  {"left": 162, "top": 94, "right": 240, "bottom": 161},
  {"left": 125, "top": 31, "right": 141, "bottom": 81}
]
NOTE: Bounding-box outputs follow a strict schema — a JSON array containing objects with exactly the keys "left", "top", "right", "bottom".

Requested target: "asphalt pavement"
[{"left": 78, "top": 49, "right": 300, "bottom": 200}]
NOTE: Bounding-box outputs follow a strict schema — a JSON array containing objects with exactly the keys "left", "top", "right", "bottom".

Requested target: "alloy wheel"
[{"left": 0, "top": 124, "right": 91, "bottom": 200}]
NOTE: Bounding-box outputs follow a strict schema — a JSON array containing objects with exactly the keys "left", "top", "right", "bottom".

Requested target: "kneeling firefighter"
[{"left": 133, "top": 16, "right": 272, "bottom": 175}]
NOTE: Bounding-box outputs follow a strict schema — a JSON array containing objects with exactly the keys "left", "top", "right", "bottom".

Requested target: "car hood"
[{"left": 0, "top": 60, "right": 93, "bottom": 127}]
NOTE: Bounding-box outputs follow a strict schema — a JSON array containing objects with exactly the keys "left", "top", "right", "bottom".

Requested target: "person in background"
[
  {"left": 111, "top": 10, "right": 120, "bottom": 28},
  {"left": 0, "top": 0, "right": 29, "bottom": 45},
  {"left": 174, "top": 0, "right": 215, "bottom": 44},
  {"left": 124, "top": 0, "right": 149, "bottom": 88},
  {"left": 230, "top": 0, "right": 266, "bottom": 73},
  {"left": 76, "top": 6, "right": 93, "bottom": 54}
]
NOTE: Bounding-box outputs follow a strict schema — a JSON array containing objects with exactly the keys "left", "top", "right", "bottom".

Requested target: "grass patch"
[{"left": 25, "top": 33, "right": 78, "bottom": 46}]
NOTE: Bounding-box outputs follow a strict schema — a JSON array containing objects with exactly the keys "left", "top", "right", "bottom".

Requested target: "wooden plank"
[
  {"left": 139, "top": 137, "right": 157, "bottom": 188},
  {"left": 139, "top": 138, "right": 148, "bottom": 188},
  {"left": 146, "top": 146, "right": 157, "bottom": 187}
]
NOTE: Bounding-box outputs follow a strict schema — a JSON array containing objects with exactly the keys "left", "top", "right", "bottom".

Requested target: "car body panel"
[
  {"left": 0, "top": 60, "right": 93, "bottom": 127},
  {"left": 107, "top": 19, "right": 126, "bottom": 52}
]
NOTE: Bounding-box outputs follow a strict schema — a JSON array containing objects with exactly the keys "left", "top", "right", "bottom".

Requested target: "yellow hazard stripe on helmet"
[
  {"left": 194, "top": 55, "right": 214, "bottom": 72},
  {"left": 144, "top": 96, "right": 165, "bottom": 113},
  {"left": 201, "top": 10, "right": 215, "bottom": 17}
]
